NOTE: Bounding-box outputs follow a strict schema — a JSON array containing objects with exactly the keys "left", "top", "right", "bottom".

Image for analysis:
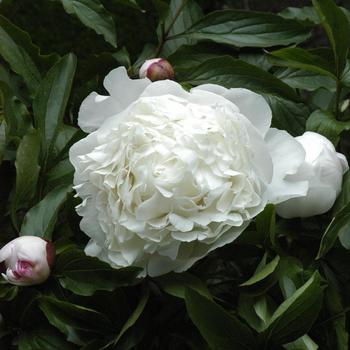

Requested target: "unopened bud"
[
  {"left": 0, "top": 236, "right": 55, "bottom": 286},
  {"left": 139, "top": 58, "right": 174, "bottom": 81}
]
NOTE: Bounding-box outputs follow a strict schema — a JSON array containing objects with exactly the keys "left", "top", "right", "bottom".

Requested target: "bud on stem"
[{"left": 139, "top": 58, "right": 174, "bottom": 81}]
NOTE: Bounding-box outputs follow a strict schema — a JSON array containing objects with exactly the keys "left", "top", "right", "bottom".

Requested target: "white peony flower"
[
  {"left": 69, "top": 67, "right": 307, "bottom": 276},
  {"left": 276, "top": 131, "right": 349, "bottom": 218},
  {"left": 0, "top": 236, "right": 55, "bottom": 286}
]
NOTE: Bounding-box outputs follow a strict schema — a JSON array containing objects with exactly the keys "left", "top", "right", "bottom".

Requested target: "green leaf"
[
  {"left": 168, "top": 43, "right": 232, "bottom": 78},
  {"left": 38, "top": 296, "right": 114, "bottom": 338},
  {"left": 159, "top": 0, "right": 203, "bottom": 57},
  {"left": 58, "top": 0, "right": 117, "bottom": 47},
  {"left": 265, "top": 95, "right": 309, "bottom": 136},
  {"left": 185, "top": 288, "right": 257, "bottom": 350},
  {"left": 317, "top": 202, "right": 350, "bottom": 256},
  {"left": 240, "top": 255, "right": 280, "bottom": 287},
  {"left": 0, "top": 281, "right": 18, "bottom": 301},
  {"left": 0, "top": 121, "right": 5, "bottom": 164},
  {"left": 11, "top": 129, "right": 41, "bottom": 228},
  {"left": 0, "top": 16, "right": 41, "bottom": 94},
  {"left": 180, "top": 56, "right": 299, "bottom": 101},
  {"left": 18, "top": 328, "right": 77, "bottom": 350},
  {"left": 279, "top": 6, "right": 320, "bottom": 24},
  {"left": 238, "top": 53, "right": 272, "bottom": 71},
  {"left": 156, "top": 272, "right": 212, "bottom": 299},
  {"left": 256, "top": 204, "right": 277, "bottom": 249},
  {"left": 55, "top": 248, "right": 141, "bottom": 295},
  {"left": 283, "top": 335, "right": 319, "bottom": 350},
  {"left": 0, "top": 82, "right": 32, "bottom": 140},
  {"left": 52, "top": 124, "right": 79, "bottom": 161},
  {"left": 46, "top": 158, "right": 74, "bottom": 190},
  {"left": 312, "top": 0, "right": 350, "bottom": 77},
  {"left": 325, "top": 285, "right": 348, "bottom": 350},
  {"left": 268, "top": 47, "right": 337, "bottom": 79},
  {"left": 20, "top": 184, "right": 72, "bottom": 239},
  {"left": 114, "top": 287, "right": 149, "bottom": 344},
  {"left": 333, "top": 171, "right": 350, "bottom": 214},
  {"left": 33, "top": 53, "right": 76, "bottom": 166},
  {"left": 238, "top": 295, "right": 276, "bottom": 332},
  {"left": 177, "top": 10, "right": 311, "bottom": 48},
  {"left": 306, "top": 109, "right": 350, "bottom": 146},
  {"left": 275, "top": 68, "right": 336, "bottom": 92},
  {"left": 263, "top": 272, "right": 324, "bottom": 345}
]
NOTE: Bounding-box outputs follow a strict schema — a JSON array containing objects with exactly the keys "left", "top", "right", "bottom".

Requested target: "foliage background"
[{"left": 0, "top": 0, "right": 350, "bottom": 349}]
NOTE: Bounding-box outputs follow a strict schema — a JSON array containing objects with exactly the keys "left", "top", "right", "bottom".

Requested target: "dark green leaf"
[
  {"left": 33, "top": 53, "right": 76, "bottom": 166},
  {"left": 275, "top": 68, "right": 336, "bottom": 92},
  {"left": 113, "top": 47, "right": 131, "bottom": 68},
  {"left": 263, "top": 272, "right": 324, "bottom": 345},
  {"left": 317, "top": 202, "right": 350, "bottom": 255},
  {"left": 55, "top": 248, "right": 141, "bottom": 295},
  {"left": 177, "top": 10, "right": 311, "bottom": 48},
  {"left": 325, "top": 285, "right": 349, "bottom": 350},
  {"left": 269, "top": 47, "right": 337, "bottom": 79},
  {"left": 160, "top": 0, "right": 203, "bottom": 57},
  {"left": 333, "top": 171, "right": 350, "bottom": 214},
  {"left": 0, "top": 16, "right": 41, "bottom": 94},
  {"left": 18, "top": 328, "right": 77, "bottom": 350},
  {"left": 39, "top": 296, "right": 114, "bottom": 337},
  {"left": 306, "top": 109, "right": 350, "bottom": 146},
  {"left": 312, "top": 0, "right": 350, "bottom": 77},
  {"left": 240, "top": 255, "right": 280, "bottom": 287},
  {"left": 238, "top": 295, "right": 276, "bottom": 332},
  {"left": 0, "top": 82, "right": 32, "bottom": 140},
  {"left": 265, "top": 95, "right": 309, "bottom": 136},
  {"left": 279, "top": 6, "right": 320, "bottom": 24},
  {"left": 238, "top": 53, "right": 272, "bottom": 71},
  {"left": 114, "top": 287, "right": 149, "bottom": 344},
  {"left": 256, "top": 204, "right": 277, "bottom": 249},
  {"left": 0, "top": 281, "right": 18, "bottom": 301},
  {"left": 20, "top": 184, "right": 72, "bottom": 239},
  {"left": 58, "top": 0, "right": 117, "bottom": 47},
  {"left": 180, "top": 56, "right": 298, "bottom": 101},
  {"left": 46, "top": 159, "right": 74, "bottom": 190},
  {"left": 168, "top": 43, "right": 233, "bottom": 78},
  {"left": 0, "top": 121, "right": 5, "bottom": 164},
  {"left": 283, "top": 335, "right": 318, "bottom": 350},
  {"left": 11, "top": 129, "right": 41, "bottom": 227},
  {"left": 52, "top": 124, "right": 79, "bottom": 161},
  {"left": 185, "top": 288, "right": 257, "bottom": 350},
  {"left": 156, "top": 272, "right": 212, "bottom": 299}
]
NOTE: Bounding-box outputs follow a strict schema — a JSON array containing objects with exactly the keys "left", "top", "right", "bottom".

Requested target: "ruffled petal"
[
  {"left": 78, "top": 67, "right": 150, "bottom": 133},
  {"left": 192, "top": 84, "right": 272, "bottom": 136},
  {"left": 265, "top": 128, "right": 308, "bottom": 204}
]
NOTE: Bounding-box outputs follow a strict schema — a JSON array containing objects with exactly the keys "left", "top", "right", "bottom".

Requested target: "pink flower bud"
[
  {"left": 0, "top": 236, "right": 55, "bottom": 286},
  {"left": 139, "top": 58, "right": 174, "bottom": 81}
]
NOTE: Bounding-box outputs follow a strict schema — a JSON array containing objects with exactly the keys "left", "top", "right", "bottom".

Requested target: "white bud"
[
  {"left": 139, "top": 58, "right": 174, "bottom": 81},
  {"left": 0, "top": 236, "right": 55, "bottom": 286},
  {"left": 276, "top": 131, "right": 349, "bottom": 218}
]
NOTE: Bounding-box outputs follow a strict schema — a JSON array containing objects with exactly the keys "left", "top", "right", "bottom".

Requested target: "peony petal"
[
  {"left": 265, "top": 128, "right": 308, "bottom": 204},
  {"left": 78, "top": 93, "right": 120, "bottom": 133},
  {"left": 192, "top": 85, "right": 272, "bottom": 136},
  {"left": 104, "top": 67, "right": 150, "bottom": 105},
  {"left": 78, "top": 67, "right": 150, "bottom": 133},
  {"left": 140, "top": 79, "right": 188, "bottom": 99},
  {"left": 276, "top": 185, "right": 337, "bottom": 218}
]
